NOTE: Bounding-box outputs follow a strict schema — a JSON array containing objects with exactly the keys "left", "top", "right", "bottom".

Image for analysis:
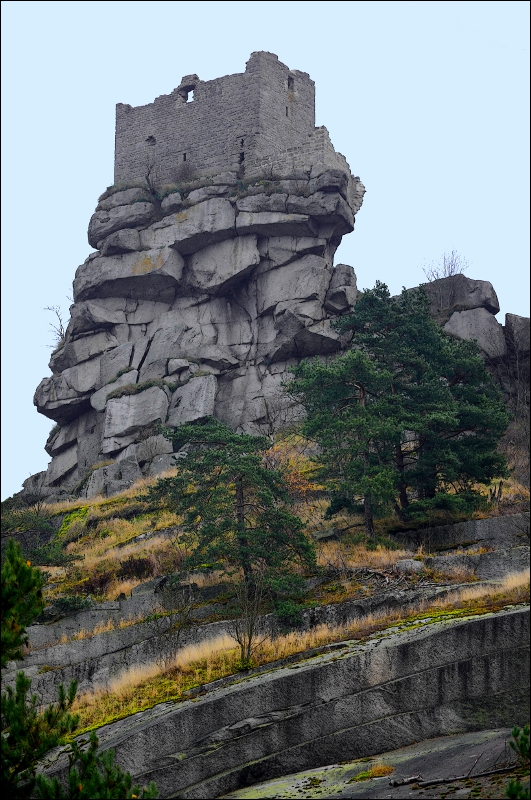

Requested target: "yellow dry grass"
[
  {"left": 317, "top": 541, "right": 412, "bottom": 572},
  {"left": 430, "top": 565, "right": 478, "bottom": 583},
  {"left": 349, "top": 763, "right": 395, "bottom": 782},
  {"left": 106, "top": 578, "right": 144, "bottom": 600},
  {"left": 72, "top": 619, "right": 115, "bottom": 640},
  {"left": 44, "top": 466, "right": 182, "bottom": 516},
  {"left": 70, "top": 571, "right": 529, "bottom": 734}
]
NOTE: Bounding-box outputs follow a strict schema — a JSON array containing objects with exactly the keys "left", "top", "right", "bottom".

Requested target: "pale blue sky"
[{"left": 1, "top": 0, "right": 529, "bottom": 500}]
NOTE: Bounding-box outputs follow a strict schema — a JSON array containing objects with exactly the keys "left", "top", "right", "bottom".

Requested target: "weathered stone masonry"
[{"left": 115, "top": 51, "right": 318, "bottom": 186}]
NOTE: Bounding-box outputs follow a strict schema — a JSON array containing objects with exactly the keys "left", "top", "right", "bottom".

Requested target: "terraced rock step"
[
  {"left": 3, "top": 583, "right": 478, "bottom": 705},
  {"left": 41, "top": 606, "right": 530, "bottom": 799},
  {"left": 222, "top": 728, "right": 522, "bottom": 799}
]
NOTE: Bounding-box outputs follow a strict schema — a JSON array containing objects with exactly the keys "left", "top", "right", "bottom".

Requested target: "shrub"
[
  {"left": 1, "top": 539, "right": 45, "bottom": 666},
  {"left": 26, "top": 538, "right": 82, "bottom": 567},
  {"left": 401, "top": 491, "right": 488, "bottom": 524},
  {"left": 49, "top": 595, "right": 93, "bottom": 617},
  {"left": 1, "top": 506, "right": 54, "bottom": 537},
  {"left": 273, "top": 599, "right": 305, "bottom": 628},
  {"left": 117, "top": 556, "right": 154, "bottom": 580},
  {"left": 35, "top": 729, "right": 158, "bottom": 798},
  {"left": 81, "top": 571, "right": 115, "bottom": 596},
  {"left": 510, "top": 724, "right": 530, "bottom": 765}
]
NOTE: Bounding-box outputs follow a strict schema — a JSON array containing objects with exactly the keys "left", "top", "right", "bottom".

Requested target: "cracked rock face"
[
  {"left": 30, "top": 162, "right": 529, "bottom": 503},
  {"left": 33, "top": 167, "right": 364, "bottom": 498}
]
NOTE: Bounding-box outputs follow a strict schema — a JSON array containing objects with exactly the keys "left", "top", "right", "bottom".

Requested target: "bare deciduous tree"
[
  {"left": 149, "top": 578, "right": 196, "bottom": 671},
  {"left": 144, "top": 154, "right": 161, "bottom": 195},
  {"left": 44, "top": 305, "right": 67, "bottom": 349},
  {"left": 228, "top": 566, "right": 269, "bottom": 669},
  {"left": 422, "top": 249, "right": 469, "bottom": 282}
]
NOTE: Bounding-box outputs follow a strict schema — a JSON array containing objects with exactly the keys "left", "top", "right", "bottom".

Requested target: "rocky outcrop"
[
  {"left": 39, "top": 607, "right": 530, "bottom": 799},
  {"left": 5, "top": 513, "right": 527, "bottom": 707},
  {"left": 23, "top": 98, "right": 529, "bottom": 499},
  {"left": 31, "top": 164, "right": 364, "bottom": 499}
]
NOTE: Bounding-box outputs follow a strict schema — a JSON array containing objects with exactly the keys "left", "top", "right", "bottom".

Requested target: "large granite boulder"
[
  {"left": 101, "top": 387, "right": 169, "bottom": 453},
  {"left": 421, "top": 274, "right": 500, "bottom": 316},
  {"left": 444, "top": 307, "right": 507, "bottom": 359},
  {"left": 187, "top": 236, "right": 260, "bottom": 295},
  {"left": 73, "top": 247, "right": 185, "bottom": 303},
  {"left": 167, "top": 375, "right": 217, "bottom": 426},
  {"left": 505, "top": 313, "right": 530, "bottom": 354},
  {"left": 140, "top": 198, "right": 236, "bottom": 254},
  {"left": 30, "top": 165, "right": 524, "bottom": 500},
  {"left": 88, "top": 202, "right": 156, "bottom": 248}
]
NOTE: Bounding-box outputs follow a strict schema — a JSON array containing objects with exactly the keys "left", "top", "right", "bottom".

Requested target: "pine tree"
[
  {"left": 142, "top": 418, "right": 315, "bottom": 592},
  {"left": 1, "top": 540, "right": 157, "bottom": 798},
  {"left": 1, "top": 538, "right": 45, "bottom": 668},
  {"left": 289, "top": 282, "right": 509, "bottom": 534}
]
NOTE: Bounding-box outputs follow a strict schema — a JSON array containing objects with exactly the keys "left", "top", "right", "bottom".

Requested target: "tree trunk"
[
  {"left": 395, "top": 444, "right": 409, "bottom": 509},
  {"left": 364, "top": 492, "right": 375, "bottom": 537},
  {"left": 236, "top": 475, "right": 253, "bottom": 589}
]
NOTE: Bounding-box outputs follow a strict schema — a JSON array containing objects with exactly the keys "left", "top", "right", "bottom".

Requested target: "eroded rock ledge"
[
  {"left": 29, "top": 166, "right": 364, "bottom": 499},
  {"left": 40, "top": 606, "right": 530, "bottom": 799},
  {"left": 25, "top": 163, "right": 529, "bottom": 503}
]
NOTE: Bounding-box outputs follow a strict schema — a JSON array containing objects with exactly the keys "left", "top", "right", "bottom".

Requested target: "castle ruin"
[
  {"left": 114, "top": 51, "right": 348, "bottom": 187},
  {"left": 22, "top": 52, "right": 526, "bottom": 503}
]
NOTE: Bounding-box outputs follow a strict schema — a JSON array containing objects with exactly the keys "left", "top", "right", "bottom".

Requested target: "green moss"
[
  {"left": 106, "top": 379, "right": 165, "bottom": 401},
  {"left": 57, "top": 507, "right": 89, "bottom": 537},
  {"left": 97, "top": 181, "right": 149, "bottom": 202},
  {"left": 107, "top": 367, "right": 137, "bottom": 385}
]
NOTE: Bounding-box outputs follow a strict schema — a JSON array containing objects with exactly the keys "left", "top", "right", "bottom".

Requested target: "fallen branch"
[
  {"left": 389, "top": 775, "right": 422, "bottom": 786},
  {"left": 409, "top": 763, "right": 517, "bottom": 787}
]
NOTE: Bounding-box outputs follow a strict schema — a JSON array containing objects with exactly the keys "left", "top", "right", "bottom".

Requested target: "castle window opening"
[
  {"left": 286, "top": 107, "right": 289, "bottom": 117},
  {"left": 183, "top": 153, "right": 187, "bottom": 162},
  {"left": 288, "top": 75, "right": 294, "bottom": 90},
  {"left": 186, "top": 89, "right": 194, "bottom": 102}
]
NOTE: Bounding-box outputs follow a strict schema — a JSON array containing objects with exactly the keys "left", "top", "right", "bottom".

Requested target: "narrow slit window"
[
  {"left": 286, "top": 107, "right": 289, "bottom": 117},
  {"left": 183, "top": 153, "right": 187, "bottom": 162}
]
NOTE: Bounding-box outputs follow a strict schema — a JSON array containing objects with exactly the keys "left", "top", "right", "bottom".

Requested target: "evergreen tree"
[
  {"left": 1, "top": 538, "right": 45, "bottom": 668},
  {"left": 289, "top": 282, "right": 509, "bottom": 533},
  {"left": 1, "top": 540, "right": 157, "bottom": 798},
  {"left": 142, "top": 418, "right": 315, "bottom": 591}
]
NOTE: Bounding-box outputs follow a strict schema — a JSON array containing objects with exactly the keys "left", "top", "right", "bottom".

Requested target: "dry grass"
[
  {"left": 442, "top": 569, "right": 529, "bottom": 605},
  {"left": 55, "top": 612, "right": 154, "bottom": 645},
  {"left": 44, "top": 467, "right": 182, "bottom": 516},
  {"left": 106, "top": 578, "right": 144, "bottom": 600},
  {"left": 69, "top": 571, "right": 529, "bottom": 735},
  {"left": 348, "top": 763, "right": 395, "bottom": 782},
  {"left": 72, "top": 619, "right": 115, "bottom": 640},
  {"left": 430, "top": 565, "right": 478, "bottom": 583},
  {"left": 60, "top": 528, "right": 188, "bottom": 600},
  {"left": 317, "top": 541, "right": 412, "bottom": 573}
]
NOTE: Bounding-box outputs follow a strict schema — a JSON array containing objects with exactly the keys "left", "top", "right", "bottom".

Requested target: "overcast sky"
[{"left": 1, "top": 0, "right": 529, "bottom": 500}]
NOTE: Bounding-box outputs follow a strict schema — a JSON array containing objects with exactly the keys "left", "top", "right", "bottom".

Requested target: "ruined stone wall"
[{"left": 114, "top": 51, "right": 316, "bottom": 186}]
